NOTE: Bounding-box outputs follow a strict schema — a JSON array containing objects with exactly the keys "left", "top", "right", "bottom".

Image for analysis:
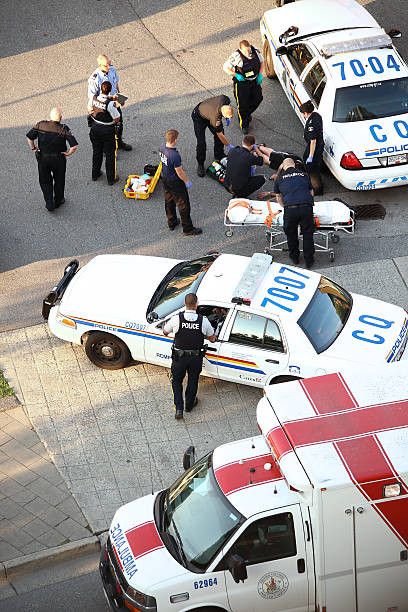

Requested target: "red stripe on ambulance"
[
  {"left": 125, "top": 520, "right": 164, "bottom": 560},
  {"left": 215, "top": 453, "right": 283, "bottom": 495}
]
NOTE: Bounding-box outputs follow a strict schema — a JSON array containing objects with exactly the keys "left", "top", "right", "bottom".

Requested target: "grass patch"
[{"left": 0, "top": 370, "right": 14, "bottom": 399}]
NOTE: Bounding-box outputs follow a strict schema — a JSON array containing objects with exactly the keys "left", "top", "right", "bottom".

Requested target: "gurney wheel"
[
  {"left": 331, "top": 233, "right": 340, "bottom": 244},
  {"left": 225, "top": 229, "right": 233, "bottom": 237},
  {"left": 330, "top": 251, "right": 335, "bottom": 262}
]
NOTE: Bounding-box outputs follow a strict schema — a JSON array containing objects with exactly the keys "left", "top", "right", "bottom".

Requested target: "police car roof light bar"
[
  {"left": 320, "top": 33, "right": 392, "bottom": 58},
  {"left": 232, "top": 253, "right": 273, "bottom": 305}
]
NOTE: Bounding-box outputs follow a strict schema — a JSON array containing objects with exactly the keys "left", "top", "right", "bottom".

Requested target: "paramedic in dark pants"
[
  {"left": 89, "top": 81, "right": 120, "bottom": 185},
  {"left": 300, "top": 100, "right": 324, "bottom": 195},
  {"left": 225, "top": 134, "right": 265, "bottom": 197},
  {"left": 223, "top": 40, "right": 264, "bottom": 134},
  {"left": 274, "top": 158, "right": 315, "bottom": 268},
  {"left": 163, "top": 293, "right": 216, "bottom": 420},
  {"left": 26, "top": 107, "right": 78, "bottom": 211},
  {"left": 159, "top": 130, "right": 202, "bottom": 236},
  {"left": 191, "top": 95, "right": 234, "bottom": 177}
]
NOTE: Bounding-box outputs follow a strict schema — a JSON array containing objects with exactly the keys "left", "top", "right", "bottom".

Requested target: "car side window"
[
  {"left": 227, "top": 513, "right": 297, "bottom": 567},
  {"left": 286, "top": 44, "right": 314, "bottom": 77},
  {"left": 197, "top": 305, "right": 230, "bottom": 334},
  {"left": 303, "top": 61, "right": 327, "bottom": 106},
  {"left": 228, "top": 311, "right": 285, "bottom": 352}
]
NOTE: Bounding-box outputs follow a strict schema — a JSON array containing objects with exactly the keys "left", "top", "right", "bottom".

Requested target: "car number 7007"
[{"left": 260, "top": 266, "right": 310, "bottom": 313}]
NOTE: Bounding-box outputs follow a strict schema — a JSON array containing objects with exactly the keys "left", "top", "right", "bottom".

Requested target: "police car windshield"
[
  {"left": 149, "top": 256, "right": 216, "bottom": 319},
  {"left": 297, "top": 276, "right": 352, "bottom": 354},
  {"left": 162, "top": 452, "right": 244, "bottom": 571},
  {"left": 333, "top": 77, "right": 408, "bottom": 122}
]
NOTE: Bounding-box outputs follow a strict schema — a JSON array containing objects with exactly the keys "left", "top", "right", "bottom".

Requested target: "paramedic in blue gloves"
[
  {"left": 223, "top": 40, "right": 264, "bottom": 134},
  {"left": 300, "top": 100, "right": 324, "bottom": 195}
]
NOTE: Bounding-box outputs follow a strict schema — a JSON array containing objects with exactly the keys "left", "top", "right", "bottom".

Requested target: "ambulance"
[
  {"left": 260, "top": 0, "right": 408, "bottom": 190},
  {"left": 100, "top": 361, "right": 408, "bottom": 612}
]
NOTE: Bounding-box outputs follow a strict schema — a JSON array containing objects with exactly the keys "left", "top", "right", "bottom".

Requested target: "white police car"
[
  {"left": 260, "top": 0, "right": 408, "bottom": 191},
  {"left": 42, "top": 253, "right": 408, "bottom": 386}
]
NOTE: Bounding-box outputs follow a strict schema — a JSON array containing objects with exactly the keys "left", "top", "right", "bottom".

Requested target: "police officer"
[
  {"left": 223, "top": 40, "right": 264, "bottom": 134},
  {"left": 225, "top": 134, "right": 265, "bottom": 197},
  {"left": 88, "top": 54, "right": 132, "bottom": 151},
  {"left": 163, "top": 293, "right": 216, "bottom": 420},
  {"left": 89, "top": 81, "right": 120, "bottom": 185},
  {"left": 26, "top": 107, "right": 78, "bottom": 211},
  {"left": 159, "top": 130, "right": 202, "bottom": 235},
  {"left": 191, "top": 95, "right": 234, "bottom": 177},
  {"left": 273, "top": 158, "right": 315, "bottom": 268},
  {"left": 300, "top": 100, "right": 324, "bottom": 195}
]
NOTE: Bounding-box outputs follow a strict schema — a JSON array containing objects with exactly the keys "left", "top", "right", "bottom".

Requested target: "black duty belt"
[
  {"left": 172, "top": 346, "right": 207, "bottom": 358},
  {"left": 284, "top": 203, "right": 313, "bottom": 208}
]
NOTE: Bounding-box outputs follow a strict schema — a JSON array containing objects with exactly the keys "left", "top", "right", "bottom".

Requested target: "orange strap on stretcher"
[
  {"left": 229, "top": 200, "right": 252, "bottom": 212},
  {"left": 264, "top": 201, "right": 282, "bottom": 228}
]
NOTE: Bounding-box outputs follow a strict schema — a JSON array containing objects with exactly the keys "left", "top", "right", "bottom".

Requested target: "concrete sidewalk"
[{"left": 0, "top": 256, "right": 407, "bottom": 560}]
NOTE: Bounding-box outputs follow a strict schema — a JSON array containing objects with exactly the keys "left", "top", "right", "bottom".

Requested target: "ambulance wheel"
[
  {"left": 330, "top": 251, "right": 335, "bottom": 262},
  {"left": 263, "top": 39, "right": 276, "bottom": 78},
  {"left": 225, "top": 229, "right": 233, "bottom": 237},
  {"left": 85, "top": 332, "right": 131, "bottom": 370},
  {"left": 270, "top": 375, "right": 301, "bottom": 384},
  {"left": 331, "top": 233, "right": 340, "bottom": 243}
]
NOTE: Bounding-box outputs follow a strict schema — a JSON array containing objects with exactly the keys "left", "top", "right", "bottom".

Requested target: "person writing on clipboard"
[{"left": 88, "top": 54, "right": 132, "bottom": 151}]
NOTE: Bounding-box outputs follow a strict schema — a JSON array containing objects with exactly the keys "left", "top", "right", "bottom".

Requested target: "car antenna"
[
  {"left": 148, "top": 444, "right": 154, "bottom": 496},
  {"left": 249, "top": 467, "right": 256, "bottom": 485}
]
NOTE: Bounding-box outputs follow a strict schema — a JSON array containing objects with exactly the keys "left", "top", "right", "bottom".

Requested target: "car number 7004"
[
  {"left": 332, "top": 55, "right": 400, "bottom": 81},
  {"left": 260, "top": 266, "right": 310, "bottom": 313}
]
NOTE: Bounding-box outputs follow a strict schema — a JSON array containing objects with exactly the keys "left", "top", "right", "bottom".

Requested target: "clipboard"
[{"left": 116, "top": 93, "right": 128, "bottom": 105}]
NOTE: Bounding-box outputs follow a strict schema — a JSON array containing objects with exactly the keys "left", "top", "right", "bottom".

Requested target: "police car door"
[
  {"left": 296, "top": 59, "right": 328, "bottom": 120},
  {"left": 220, "top": 507, "right": 309, "bottom": 611},
  {"left": 281, "top": 44, "right": 315, "bottom": 111},
  {"left": 217, "top": 306, "right": 288, "bottom": 387}
]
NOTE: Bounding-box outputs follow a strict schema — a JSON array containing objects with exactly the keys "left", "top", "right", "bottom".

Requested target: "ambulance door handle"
[
  {"left": 206, "top": 347, "right": 217, "bottom": 352},
  {"left": 305, "top": 520, "right": 311, "bottom": 541},
  {"left": 266, "top": 359, "right": 280, "bottom": 364},
  {"left": 297, "top": 558, "right": 305, "bottom": 574}
]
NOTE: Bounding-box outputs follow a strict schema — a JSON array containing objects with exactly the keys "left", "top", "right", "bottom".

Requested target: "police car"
[
  {"left": 42, "top": 252, "right": 408, "bottom": 386},
  {"left": 260, "top": 0, "right": 408, "bottom": 191}
]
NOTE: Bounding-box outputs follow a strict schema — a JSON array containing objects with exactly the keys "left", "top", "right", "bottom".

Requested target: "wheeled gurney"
[{"left": 224, "top": 198, "right": 355, "bottom": 262}]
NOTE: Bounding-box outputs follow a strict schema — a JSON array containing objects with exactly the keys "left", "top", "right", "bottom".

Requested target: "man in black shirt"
[
  {"left": 225, "top": 134, "right": 265, "bottom": 197},
  {"left": 191, "top": 95, "right": 234, "bottom": 177},
  {"left": 274, "top": 158, "right": 315, "bottom": 268},
  {"left": 89, "top": 81, "right": 120, "bottom": 185},
  {"left": 300, "top": 100, "right": 324, "bottom": 195},
  {"left": 26, "top": 108, "right": 78, "bottom": 211}
]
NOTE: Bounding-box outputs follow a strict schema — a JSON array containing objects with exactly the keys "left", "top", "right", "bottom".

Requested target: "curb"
[
  {"left": 0, "top": 535, "right": 103, "bottom": 585},
  {"left": 0, "top": 395, "right": 20, "bottom": 412}
]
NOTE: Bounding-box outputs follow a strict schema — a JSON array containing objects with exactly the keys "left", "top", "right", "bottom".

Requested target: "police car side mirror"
[
  {"left": 388, "top": 29, "right": 402, "bottom": 39},
  {"left": 183, "top": 446, "right": 195, "bottom": 471},
  {"left": 276, "top": 46, "right": 288, "bottom": 57},
  {"left": 227, "top": 554, "right": 248, "bottom": 584},
  {"left": 147, "top": 312, "right": 159, "bottom": 324}
]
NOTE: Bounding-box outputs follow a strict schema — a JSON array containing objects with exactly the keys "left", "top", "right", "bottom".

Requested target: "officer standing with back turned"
[
  {"left": 163, "top": 293, "right": 216, "bottom": 420},
  {"left": 89, "top": 81, "right": 120, "bottom": 185}
]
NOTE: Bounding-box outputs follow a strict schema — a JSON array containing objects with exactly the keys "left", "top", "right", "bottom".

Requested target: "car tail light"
[{"left": 340, "top": 151, "right": 363, "bottom": 169}]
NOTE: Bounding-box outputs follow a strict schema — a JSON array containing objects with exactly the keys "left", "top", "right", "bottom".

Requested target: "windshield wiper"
[{"left": 171, "top": 520, "right": 188, "bottom": 567}]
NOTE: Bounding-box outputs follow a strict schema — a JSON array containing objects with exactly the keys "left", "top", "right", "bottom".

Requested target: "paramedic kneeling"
[
  {"left": 163, "top": 293, "right": 216, "bottom": 420},
  {"left": 274, "top": 158, "right": 315, "bottom": 268}
]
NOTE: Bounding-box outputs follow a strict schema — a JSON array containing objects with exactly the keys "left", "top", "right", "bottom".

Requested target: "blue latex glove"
[
  {"left": 227, "top": 144, "right": 234, "bottom": 151},
  {"left": 306, "top": 156, "right": 313, "bottom": 164},
  {"left": 250, "top": 166, "right": 255, "bottom": 176},
  {"left": 225, "top": 117, "right": 231, "bottom": 127},
  {"left": 257, "top": 73, "right": 263, "bottom": 85},
  {"left": 235, "top": 73, "right": 245, "bottom": 82},
  {"left": 252, "top": 144, "right": 257, "bottom": 150},
  {"left": 186, "top": 180, "right": 192, "bottom": 189}
]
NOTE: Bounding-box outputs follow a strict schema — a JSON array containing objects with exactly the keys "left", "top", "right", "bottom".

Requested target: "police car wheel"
[
  {"left": 263, "top": 39, "right": 276, "bottom": 78},
  {"left": 85, "top": 332, "right": 131, "bottom": 370}
]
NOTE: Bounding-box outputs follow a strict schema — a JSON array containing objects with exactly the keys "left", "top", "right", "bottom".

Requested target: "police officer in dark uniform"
[
  {"left": 26, "top": 107, "right": 78, "bottom": 211},
  {"left": 191, "top": 95, "right": 234, "bottom": 177},
  {"left": 159, "top": 129, "right": 202, "bottom": 235},
  {"left": 300, "top": 100, "right": 324, "bottom": 195},
  {"left": 89, "top": 81, "right": 120, "bottom": 185},
  {"left": 274, "top": 158, "right": 315, "bottom": 268},
  {"left": 225, "top": 134, "right": 265, "bottom": 197},
  {"left": 163, "top": 293, "right": 216, "bottom": 419},
  {"left": 223, "top": 40, "right": 264, "bottom": 134}
]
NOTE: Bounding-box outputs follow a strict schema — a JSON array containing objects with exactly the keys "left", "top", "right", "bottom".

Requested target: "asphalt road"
[{"left": 1, "top": 0, "right": 408, "bottom": 330}]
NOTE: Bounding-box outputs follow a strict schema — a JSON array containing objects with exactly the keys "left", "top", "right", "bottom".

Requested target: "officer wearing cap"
[
  {"left": 163, "top": 293, "right": 216, "bottom": 420},
  {"left": 89, "top": 81, "right": 120, "bottom": 185},
  {"left": 223, "top": 40, "right": 264, "bottom": 135},
  {"left": 191, "top": 95, "right": 234, "bottom": 177},
  {"left": 274, "top": 158, "right": 315, "bottom": 268},
  {"left": 26, "top": 107, "right": 78, "bottom": 211},
  {"left": 300, "top": 100, "right": 324, "bottom": 195},
  {"left": 88, "top": 54, "right": 132, "bottom": 151}
]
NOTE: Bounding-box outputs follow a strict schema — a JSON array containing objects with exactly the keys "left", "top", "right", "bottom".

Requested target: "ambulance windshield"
[
  {"left": 161, "top": 452, "right": 244, "bottom": 571},
  {"left": 333, "top": 77, "right": 408, "bottom": 122},
  {"left": 297, "top": 276, "right": 352, "bottom": 353}
]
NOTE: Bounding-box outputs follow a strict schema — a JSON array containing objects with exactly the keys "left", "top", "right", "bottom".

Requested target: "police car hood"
[
  {"left": 109, "top": 493, "right": 188, "bottom": 591},
  {"left": 60, "top": 254, "right": 180, "bottom": 321},
  {"left": 323, "top": 292, "right": 408, "bottom": 363},
  {"left": 330, "top": 114, "right": 408, "bottom": 160}
]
